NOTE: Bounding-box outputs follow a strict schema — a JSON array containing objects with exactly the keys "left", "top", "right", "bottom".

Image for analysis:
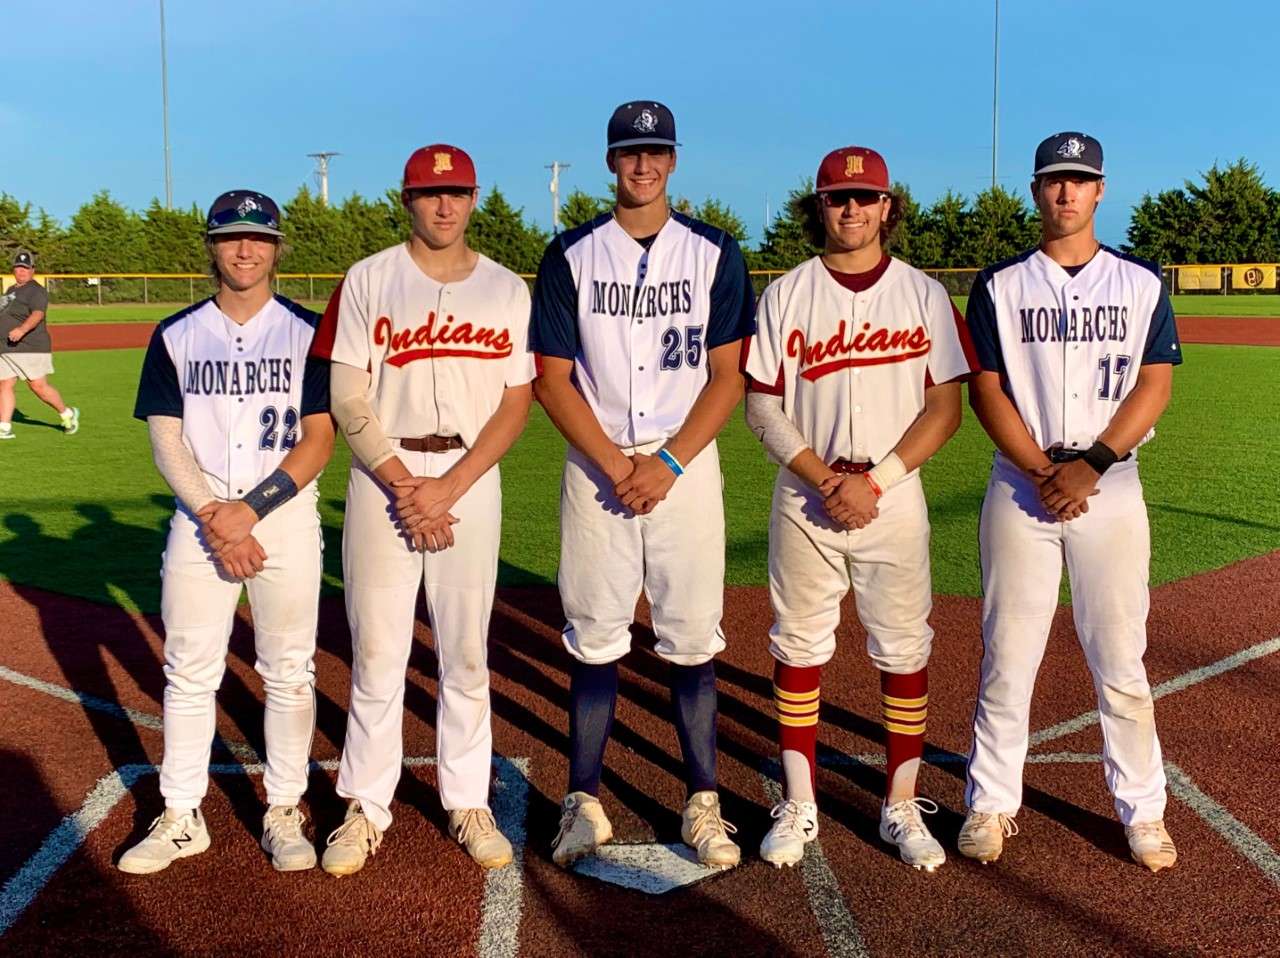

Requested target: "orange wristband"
[{"left": 863, "top": 473, "right": 883, "bottom": 498}]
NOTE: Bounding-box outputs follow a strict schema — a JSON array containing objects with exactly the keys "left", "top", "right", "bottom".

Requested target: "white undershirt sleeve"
[
  {"left": 330, "top": 361, "right": 396, "bottom": 471},
  {"left": 745, "top": 391, "right": 809, "bottom": 467},
  {"left": 148, "top": 415, "right": 218, "bottom": 513}
]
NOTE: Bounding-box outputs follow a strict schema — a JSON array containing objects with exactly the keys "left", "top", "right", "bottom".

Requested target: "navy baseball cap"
[
  {"left": 1034, "top": 132, "right": 1104, "bottom": 178},
  {"left": 607, "top": 101, "right": 680, "bottom": 150},
  {"left": 12, "top": 249, "right": 34, "bottom": 268},
  {"left": 206, "top": 190, "right": 284, "bottom": 238}
]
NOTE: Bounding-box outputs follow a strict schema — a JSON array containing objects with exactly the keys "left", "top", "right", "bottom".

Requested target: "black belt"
[
  {"left": 400, "top": 435, "right": 466, "bottom": 453},
  {"left": 1047, "top": 446, "right": 1131, "bottom": 464},
  {"left": 830, "top": 458, "right": 873, "bottom": 475}
]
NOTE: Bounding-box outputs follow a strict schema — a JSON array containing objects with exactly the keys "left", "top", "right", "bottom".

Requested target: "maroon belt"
[
  {"left": 829, "top": 458, "right": 872, "bottom": 475},
  {"left": 400, "top": 435, "right": 466, "bottom": 453}
]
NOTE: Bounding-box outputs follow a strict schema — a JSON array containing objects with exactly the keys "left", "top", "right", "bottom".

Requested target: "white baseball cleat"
[
  {"left": 117, "top": 807, "right": 211, "bottom": 874},
  {"left": 61, "top": 407, "right": 80, "bottom": 435},
  {"left": 760, "top": 799, "right": 819, "bottom": 868},
  {"left": 880, "top": 797, "right": 946, "bottom": 872},
  {"left": 0, "top": 425, "right": 13, "bottom": 440},
  {"left": 321, "top": 800, "right": 383, "bottom": 876},
  {"left": 682, "top": 790, "right": 740, "bottom": 869},
  {"left": 1125, "top": 820, "right": 1177, "bottom": 873},
  {"left": 261, "top": 805, "right": 316, "bottom": 872},
  {"left": 449, "top": 808, "right": 513, "bottom": 869},
  {"left": 552, "top": 791, "right": 613, "bottom": 868},
  {"left": 957, "top": 809, "right": 1019, "bottom": 864}
]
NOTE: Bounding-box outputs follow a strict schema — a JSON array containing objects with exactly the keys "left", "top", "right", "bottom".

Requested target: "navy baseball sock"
[
  {"left": 567, "top": 660, "right": 619, "bottom": 796},
  {"left": 669, "top": 661, "right": 718, "bottom": 795}
]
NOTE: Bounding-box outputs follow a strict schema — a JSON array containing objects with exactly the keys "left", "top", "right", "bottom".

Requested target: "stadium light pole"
[
  {"left": 991, "top": 0, "right": 1000, "bottom": 191},
  {"left": 308, "top": 152, "right": 341, "bottom": 206},
  {"left": 547, "top": 161, "right": 570, "bottom": 233},
  {"left": 159, "top": 0, "right": 173, "bottom": 209}
]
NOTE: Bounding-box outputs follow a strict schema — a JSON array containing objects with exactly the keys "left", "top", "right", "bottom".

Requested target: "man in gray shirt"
[{"left": 1, "top": 249, "right": 79, "bottom": 438}]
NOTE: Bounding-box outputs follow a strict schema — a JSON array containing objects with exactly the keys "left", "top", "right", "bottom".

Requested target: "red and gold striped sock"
[
  {"left": 881, "top": 667, "right": 927, "bottom": 800},
  {"left": 774, "top": 661, "right": 821, "bottom": 800}
]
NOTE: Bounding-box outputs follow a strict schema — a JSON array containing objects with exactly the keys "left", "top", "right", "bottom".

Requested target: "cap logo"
[
  {"left": 236, "top": 197, "right": 260, "bottom": 217},
  {"left": 1056, "top": 137, "right": 1087, "bottom": 159},
  {"left": 633, "top": 109, "right": 658, "bottom": 134},
  {"left": 845, "top": 155, "right": 864, "bottom": 177},
  {"left": 433, "top": 152, "right": 454, "bottom": 175}
]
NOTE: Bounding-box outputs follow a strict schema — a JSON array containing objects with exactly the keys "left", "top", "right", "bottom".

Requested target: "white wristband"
[{"left": 867, "top": 452, "right": 907, "bottom": 494}]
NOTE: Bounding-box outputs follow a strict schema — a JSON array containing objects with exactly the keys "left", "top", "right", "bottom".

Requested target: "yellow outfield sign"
[
  {"left": 1232, "top": 265, "right": 1276, "bottom": 289},
  {"left": 1178, "top": 266, "right": 1223, "bottom": 290}
]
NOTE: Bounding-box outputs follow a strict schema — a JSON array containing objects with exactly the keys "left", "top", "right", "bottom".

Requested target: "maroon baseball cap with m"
[
  {"left": 816, "top": 146, "right": 891, "bottom": 193},
  {"left": 403, "top": 144, "right": 477, "bottom": 190}
]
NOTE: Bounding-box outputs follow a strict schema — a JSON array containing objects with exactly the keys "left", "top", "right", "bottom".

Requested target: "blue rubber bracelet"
[{"left": 656, "top": 448, "right": 684, "bottom": 477}]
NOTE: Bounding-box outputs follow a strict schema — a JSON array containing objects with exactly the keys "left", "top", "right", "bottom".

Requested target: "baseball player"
[
  {"left": 530, "top": 101, "right": 755, "bottom": 869},
  {"left": 960, "top": 132, "right": 1181, "bottom": 873},
  {"left": 310, "top": 144, "right": 533, "bottom": 875},
  {"left": 744, "top": 146, "right": 976, "bottom": 871},
  {"left": 121, "top": 190, "right": 333, "bottom": 874},
  {"left": 0, "top": 249, "right": 79, "bottom": 439}
]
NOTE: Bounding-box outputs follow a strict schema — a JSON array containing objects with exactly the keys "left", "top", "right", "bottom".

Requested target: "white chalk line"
[
  {"left": 759, "top": 772, "right": 868, "bottom": 958},
  {"left": 1165, "top": 764, "right": 1280, "bottom": 889},
  {"left": 1029, "top": 636, "right": 1280, "bottom": 747},
  {"left": 0, "top": 665, "right": 531, "bottom": 956}
]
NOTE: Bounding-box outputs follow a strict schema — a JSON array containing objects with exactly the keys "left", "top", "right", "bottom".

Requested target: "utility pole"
[
  {"left": 308, "top": 152, "right": 341, "bottom": 206},
  {"left": 159, "top": 0, "right": 173, "bottom": 209},
  {"left": 547, "top": 161, "right": 570, "bottom": 232},
  {"left": 992, "top": 0, "right": 1000, "bottom": 190}
]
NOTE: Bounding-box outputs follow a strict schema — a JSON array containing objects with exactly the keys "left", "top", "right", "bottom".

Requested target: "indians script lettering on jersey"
[
  {"left": 746, "top": 256, "right": 976, "bottom": 465},
  {"left": 530, "top": 211, "right": 755, "bottom": 446},
  {"left": 965, "top": 246, "right": 1181, "bottom": 452},
  {"left": 133, "top": 295, "right": 329, "bottom": 500},
  {"left": 309, "top": 245, "right": 534, "bottom": 447},
  {"left": 372, "top": 311, "right": 513, "bottom": 367}
]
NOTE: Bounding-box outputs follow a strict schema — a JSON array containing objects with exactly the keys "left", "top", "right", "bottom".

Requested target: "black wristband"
[
  {"left": 243, "top": 468, "right": 298, "bottom": 520},
  {"left": 1081, "top": 440, "right": 1120, "bottom": 476}
]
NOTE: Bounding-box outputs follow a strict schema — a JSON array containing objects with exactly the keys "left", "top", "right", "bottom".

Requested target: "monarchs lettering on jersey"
[
  {"left": 184, "top": 357, "right": 293, "bottom": 396},
  {"left": 373, "top": 311, "right": 513, "bottom": 368},
  {"left": 589, "top": 279, "right": 693, "bottom": 318},
  {"left": 787, "top": 319, "right": 931, "bottom": 381},
  {"left": 1017, "top": 305, "right": 1129, "bottom": 344}
]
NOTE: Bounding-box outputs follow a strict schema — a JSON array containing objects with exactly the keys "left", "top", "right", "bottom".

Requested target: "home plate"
[{"left": 570, "top": 843, "right": 727, "bottom": 894}]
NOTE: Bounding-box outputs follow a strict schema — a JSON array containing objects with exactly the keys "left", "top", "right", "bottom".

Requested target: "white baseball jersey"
[
  {"left": 134, "top": 295, "right": 328, "bottom": 499},
  {"left": 745, "top": 255, "right": 977, "bottom": 465},
  {"left": 529, "top": 211, "right": 755, "bottom": 446},
  {"left": 965, "top": 245, "right": 1182, "bottom": 452},
  {"left": 310, "top": 245, "right": 534, "bottom": 445}
]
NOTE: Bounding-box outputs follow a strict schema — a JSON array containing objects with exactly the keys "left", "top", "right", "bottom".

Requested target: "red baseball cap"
[
  {"left": 816, "top": 146, "right": 890, "bottom": 193},
  {"left": 403, "top": 144, "right": 477, "bottom": 190}
]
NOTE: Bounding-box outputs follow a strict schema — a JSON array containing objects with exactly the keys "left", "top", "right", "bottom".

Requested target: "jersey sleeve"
[
  {"left": 1142, "top": 285, "right": 1182, "bottom": 366},
  {"left": 743, "top": 282, "right": 785, "bottom": 396},
  {"left": 706, "top": 236, "right": 756, "bottom": 349},
  {"left": 964, "top": 274, "right": 1005, "bottom": 374},
  {"left": 313, "top": 275, "right": 372, "bottom": 369},
  {"left": 925, "top": 297, "right": 980, "bottom": 386},
  {"left": 300, "top": 356, "right": 330, "bottom": 416},
  {"left": 505, "top": 281, "right": 537, "bottom": 387},
  {"left": 24, "top": 283, "right": 49, "bottom": 313},
  {"left": 133, "top": 324, "right": 183, "bottom": 420},
  {"left": 529, "top": 240, "right": 579, "bottom": 361}
]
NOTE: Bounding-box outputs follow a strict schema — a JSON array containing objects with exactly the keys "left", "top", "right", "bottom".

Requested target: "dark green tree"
[
  {"left": 466, "top": 187, "right": 548, "bottom": 274},
  {"left": 558, "top": 188, "right": 610, "bottom": 232},
  {"left": 750, "top": 179, "right": 820, "bottom": 271},
  {"left": 965, "top": 185, "right": 1040, "bottom": 265}
]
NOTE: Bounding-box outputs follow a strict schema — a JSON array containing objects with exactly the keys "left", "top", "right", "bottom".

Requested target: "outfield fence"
[{"left": 6, "top": 264, "right": 1279, "bottom": 305}]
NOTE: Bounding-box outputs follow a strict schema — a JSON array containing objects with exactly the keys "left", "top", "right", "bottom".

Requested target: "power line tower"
[
  {"left": 308, "top": 152, "right": 341, "bottom": 206},
  {"left": 546, "top": 161, "right": 570, "bottom": 232}
]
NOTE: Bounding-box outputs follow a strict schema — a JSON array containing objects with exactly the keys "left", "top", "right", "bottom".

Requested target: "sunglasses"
[
  {"left": 208, "top": 206, "right": 279, "bottom": 229},
  {"left": 821, "top": 189, "right": 887, "bottom": 208}
]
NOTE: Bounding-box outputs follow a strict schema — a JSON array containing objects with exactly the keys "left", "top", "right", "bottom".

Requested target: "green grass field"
[
  {"left": 0, "top": 345, "right": 1276, "bottom": 614},
  {"left": 39, "top": 294, "right": 1280, "bottom": 325}
]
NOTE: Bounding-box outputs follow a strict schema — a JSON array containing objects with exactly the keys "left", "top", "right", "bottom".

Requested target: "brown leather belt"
[
  {"left": 400, "top": 435, "right": 466, "bottom": 453},
  {"left": 830, "top": 458, "right": 873, "bottom": 475},
  {"left": 1047, "top": 446, "right": 1130, "bottom": 464}
]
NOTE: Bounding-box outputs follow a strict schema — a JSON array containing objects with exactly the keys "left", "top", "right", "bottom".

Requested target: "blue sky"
[{"left": 5, "top": 0, "right": 1276, "bottom": 251}]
